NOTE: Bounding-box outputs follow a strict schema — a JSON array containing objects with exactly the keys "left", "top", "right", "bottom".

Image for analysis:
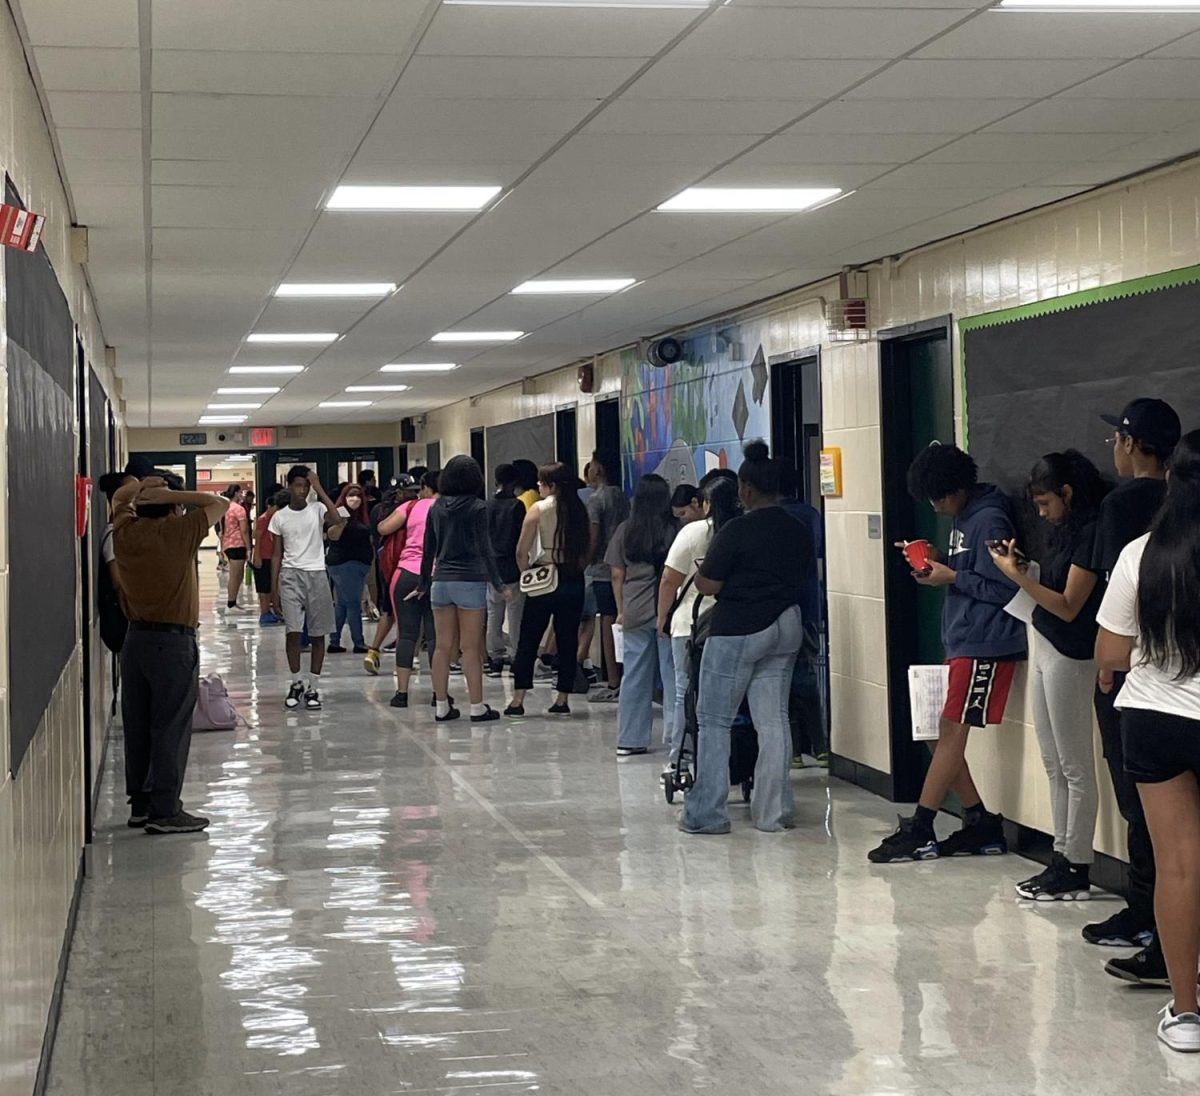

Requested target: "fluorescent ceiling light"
[
  {"left": 228, "top": 365, "right": 305, "bottom": 375},
  {"left": 246, "top": 332, "right": 338, "bottom": 344},
  {"left": 275, "top": 282, "right": 397, "bottom": 298},
  {"left": 512, "top": 277, "right": 636, "bottom": 295},
  {"left": 319, "top": 400, "right": 374, "bottom": 408},
  {"left": 446, "top": 0, "right": 709, "bottom": 6},
  {"left": 199, "top": 415, "right": 247, "bottom": 424},
  {"left": 995, "top": 0, "right": 1200, "bottom": 8},
  {"left": 381, "top": 363, "right": 459, "bottom": 373},
  {"left": 326, "top": 185, "right": 501, "bottom": 212},
  {"left": 216, "top": 387, "right": 280, "bottom": 395},
  {"left": 345, "top": 385, "right": 412, "bottom": 393},
  {"left": 431, "top": 331, "right": 524, "bottom": 343},
  {"left": 207, "top": 403, "right": 263, "bottom": 410},
  {"left": 657, "top": 187, "right": 842, "bottom": 213}
]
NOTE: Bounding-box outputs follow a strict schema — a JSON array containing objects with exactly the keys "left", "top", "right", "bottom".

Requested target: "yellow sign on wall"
[{"left": 819, "top": 447, "right": 843, "bottom": 498}]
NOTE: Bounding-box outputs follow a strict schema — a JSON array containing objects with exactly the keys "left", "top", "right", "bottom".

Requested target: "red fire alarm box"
[{"left": 250, "top": 427, "right": 277, "bottom": 447}]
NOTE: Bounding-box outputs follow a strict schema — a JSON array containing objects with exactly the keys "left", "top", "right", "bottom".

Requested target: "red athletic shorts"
[{"left": 943, "top": 658, "right": 1017, "bottom": 728}]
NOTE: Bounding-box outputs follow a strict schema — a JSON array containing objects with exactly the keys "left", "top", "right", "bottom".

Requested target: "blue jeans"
[
  {"left": 681, "top": 606, "right": 803, "bottom": 833},
  {"left": 669, "top": 635, "right": 691, "bottom": 763},
  {"left": 328, "top": 560, "right": 369, "bottom": 647},
  {"left": 617, "top": 622, "right": 675, "bottom": 750}
]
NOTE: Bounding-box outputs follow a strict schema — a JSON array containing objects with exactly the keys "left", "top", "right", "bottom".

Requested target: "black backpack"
[{"left": 98, "top": 528, "right": 128, "bottom": 654}]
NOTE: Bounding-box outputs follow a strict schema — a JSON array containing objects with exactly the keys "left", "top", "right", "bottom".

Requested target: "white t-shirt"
[
  {"left": 268, "top": 502, "right": 327, "bottom": 572},
  {"left": 664, "top": 517, "right": 713, "bottom": 639},
  {"left": 1096, "top": 533, "right": 1200, "bottom": 720}
]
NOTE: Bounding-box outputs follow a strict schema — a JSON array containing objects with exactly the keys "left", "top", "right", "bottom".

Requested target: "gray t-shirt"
[
  {"left": 586, "top": 485, "right": 630, "bottom": 582},
  {"left": 604, "top": 520, "right": 675, "bottom": 630}
]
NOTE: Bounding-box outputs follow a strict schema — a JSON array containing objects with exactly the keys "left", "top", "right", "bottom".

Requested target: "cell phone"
[{"left": 987, "top": 539, "right": 1028, "bottom": 563}]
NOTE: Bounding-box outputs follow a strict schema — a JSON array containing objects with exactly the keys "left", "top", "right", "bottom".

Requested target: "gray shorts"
[{"left": 279, "top": 567, "right": 336, "bottom": 636}]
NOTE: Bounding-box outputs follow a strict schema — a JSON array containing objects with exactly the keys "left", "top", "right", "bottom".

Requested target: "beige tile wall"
[{"left": 1, "top": 5, "right": 121, "bottom": 1095}]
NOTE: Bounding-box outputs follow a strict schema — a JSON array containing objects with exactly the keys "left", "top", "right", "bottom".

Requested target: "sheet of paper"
[{"left": 1003, "top": 561, "right": 1041, "bottom": 624}]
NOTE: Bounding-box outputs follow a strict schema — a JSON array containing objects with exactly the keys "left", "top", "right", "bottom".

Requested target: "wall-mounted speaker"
[{"left": 400, "top": 417, "right": 416, "bottom": 443}]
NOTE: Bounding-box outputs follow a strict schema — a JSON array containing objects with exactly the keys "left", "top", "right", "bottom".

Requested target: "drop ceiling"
[{"left": 13, "top": 0, "right": 1200, "bottom": 427}]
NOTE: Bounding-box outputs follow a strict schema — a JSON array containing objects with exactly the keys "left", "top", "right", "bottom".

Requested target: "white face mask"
[{"left": 346, "top": 495, "right": 363, "bottom": 509}]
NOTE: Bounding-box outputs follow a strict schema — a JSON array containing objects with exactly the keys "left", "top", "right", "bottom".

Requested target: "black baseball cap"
[{"left": 1102, "top": 398, "right": 1182, "bottom": 453}]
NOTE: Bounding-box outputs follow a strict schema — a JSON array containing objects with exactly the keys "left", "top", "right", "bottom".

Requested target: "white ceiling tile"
[
  {"left": 352, "top": 129, "right": 557, "bottom": 170},
  {"left": 1058, "top": 59, "right": 1200, "bottom": 100},
  {"left": 71, "top": 184, "right": 144, "bottom": 227},
  {"left": 668, "top": 7, "right": 964, "bottom": 61},
  {"left": 58, "top": 158, "right": 143, "bottom": 186},
  {"left": 398, "top": 56, "right": 645, "bottom": 100},
  {"left": 1148, "top": 29, "right": 1200, "bottom": 57},
  {"left": 57, "top": 127, "right": 143, "bottom": 161},
  {"left": 371, "top": 96, "right": 598, "bottom": 138},
  {"left": 625, "top": 58, "right": 878, "bottom": 100},
  {"left": 151, "top": 186, "right": 318, "bottom": 229},
  {"left": 737, "top": 0, "right": 982, "bottom": 6},
  {"left": 790, "top": 98, "right": 1034, "bottom": 134},
  {"left": 924, "top": 132, "right": 1142, "bottom": 163},
  {"left": 47, "top": 91, "right": 142, "bottom": 129},
  {"left": 291, "top": 213, "right": 469, "bottom": 282},
  {"left": 866, "top": 161, "right": 1079, "bottom": 190},
  {"left": 151, "top": 159, "right": 330, "bottom": 188},
  {"left": 734, "top": 131, "right": 950, "bottom": 164},
  {"left": 418, "top": 6, "right": 694, "bottom": 58},
  {"left": 152, "top": 228, "right": 299, "bottom": 275},
  {"left": 17, "top": 0, "right": 138, "bottom": 48},
  {"left": 553, "top": 133, "right": 758, "bottom": 166},
  {"left": 152, "top": 49, "right": 400, "bottom": 97},
  {"left": 1033, "top": 161, "right": 1153, "bottom": 188},
  {"left": 1103, "top": 120, "right": 1200, "bottom": 165},
  {"left": 847, "top": 59, "right": 1113, "bottom": 100},
  {"left": 986, "top": 97, "right": 1200, "bottom": 134},
  {"left": 915, "top": 12, "right": 1200, "bottom": 60},
  {"left": 702, "top": 161, "right": 886, "bottom": 190},
  {"left": 584, "top": 99, "right": 811, "bottom": 136},
  {"left": 256, "top": 299, "right": 383, "bottom": 332},
  {"left": 33, "top": 47, "right": 140, "bottom": 92}
]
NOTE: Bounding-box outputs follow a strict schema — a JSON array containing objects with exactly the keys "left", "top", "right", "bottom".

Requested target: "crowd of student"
[{"left": 95, "top": 391, "right": 1200, "bottom": 1055}]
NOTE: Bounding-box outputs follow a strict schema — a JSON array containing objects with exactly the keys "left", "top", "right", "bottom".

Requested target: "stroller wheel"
[
  {"left": 741, "top": 779, "right": 752, "bottom": 803},
  {"left": 660, "top": 771, "right": 677, "bottom": 804}
]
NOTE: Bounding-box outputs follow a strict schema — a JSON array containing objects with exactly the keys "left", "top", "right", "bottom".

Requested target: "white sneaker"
[{"left": 1159, "top": 1003, "right": 1200, "bottom": 1053}]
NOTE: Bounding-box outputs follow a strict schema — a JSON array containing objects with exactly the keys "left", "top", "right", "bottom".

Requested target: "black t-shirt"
[
  {"left": 326, "top": 517, "right": 373, "bottom": 566},
  {"left": 1091, "top": 477, "right": 1167, "bottom": 577},
  {"left": 1033, "top": 520, "right": 1104, "bottom": 661},
  {"left": 699, "top": 506, "right": 816, "bottom": 637}
]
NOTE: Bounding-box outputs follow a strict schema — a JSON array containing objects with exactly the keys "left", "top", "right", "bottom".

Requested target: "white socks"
[
  {"left": 436, "top": 699, "right": 451, "bottom": 718},
  {"left": 470, "top": 702, "right": 488, "bottom": 717},
  {"left": 583, "top": 659, "right": 594, "bottom": 670}
]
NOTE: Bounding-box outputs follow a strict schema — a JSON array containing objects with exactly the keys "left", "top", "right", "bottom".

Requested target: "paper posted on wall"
[
  {"left": 1002, "top": 561, "right": 1041, "bottom": 625},
  {"left": 908, "top": 664, "right": 949, "bottom": 741}
]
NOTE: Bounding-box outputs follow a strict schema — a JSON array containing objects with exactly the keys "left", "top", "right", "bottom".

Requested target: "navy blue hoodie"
[{"left": 943, "top": 485, "right": 1027, "bottom": 660}]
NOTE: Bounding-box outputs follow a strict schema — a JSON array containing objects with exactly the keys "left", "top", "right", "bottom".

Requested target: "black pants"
[
  {"left": 789, "top": 653, "right": 826, "bottom": 759},
  {"left": 513, "top": 573, "right": 585, "bottom": 693},
  {"left": 121, "top": 629, "right": 199, "bottom": 820},
  {"left": 1095, "top": 676, "right": 1156, "bottom": 926},
  {"left": 393, "top": 568, "right": 435, "bottom": 669}
]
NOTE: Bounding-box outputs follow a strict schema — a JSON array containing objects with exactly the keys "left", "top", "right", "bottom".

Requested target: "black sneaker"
[
  {"left": 435, "top": 706, "right": 461, "bottom": 723},
  {"left": 1105, "top": 941, "right": 1168, "bottom": 987},
  {"left": 285, "top": 682, "right": 304, "bottom": 710},
  {"left": 389, "top": 691, "right": 408, "bottom": 709},
  {"left": 450, "top": 661, "right": 463, "bottom": 674},
  {"left": 127, "top": 812, "right": 149, "bottom": 829},
  {"left": 430, "top": 694, "right": 456, "bottom": 707},
  {"left": 584, "top": 666, "right": 599, "bottom": 686},
  {"left": 305, "top": 689, "right": 322, "bottom": 710},
  {"left": 1015, "top": 864, "right": 1055, "bottom": 898},
  {"left": 471, "top": 706, "right": 500, "bottom": 723},
  {"left": 1016, "top": 854, "right": 1090, "bottom": 901},
  {"left": 328, "top": 644, "right": 347, "bottom": 654},
  {"left": 548, "top": 703, "right": 571, "bottom": 716},
  {"left": 353, "top": 645, "right": 369, "bottom": 655},
  {"left": 504, "top": 703, "right": 525, "bottom": 717},
  {"left": 1083, "top": 906, "right": 1155, "bottom": 948},
  {"left": 868, "top": 816, "right": 939, "bottom": 864},
  {"left": 145, "top": 810, "right": 210, "bottom": 835},
  {"left": 938, "top": 812, "right": 1008, "bottom": 857},
  {"left": 485, "top": 660, "right": 505, "bottom": 678}
]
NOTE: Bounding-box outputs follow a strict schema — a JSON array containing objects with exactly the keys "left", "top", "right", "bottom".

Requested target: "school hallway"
[{"left": 41, "top": 575, "right": 1192, "bottom": 1096}]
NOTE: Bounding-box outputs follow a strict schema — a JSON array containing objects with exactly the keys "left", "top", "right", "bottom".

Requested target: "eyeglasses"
[{"left": 1107, "top": 432, "right": 1129, "bottom": 446}]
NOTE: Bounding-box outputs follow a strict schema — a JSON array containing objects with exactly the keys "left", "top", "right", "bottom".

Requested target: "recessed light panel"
[
  {"left": 207, "top": 403, "right": 263, "bottom": 410},
  {"left": 657, "top": 187, "right": 842, "bottom": 212},
  {"left": 381, "top": 363, "right": 459, "bottom": 373},
  {"left": 246, "top": 332, "right": 338, "bottom": 344},
  {"left": 199, "top": 415, "right": 247, "bottom": 424},
  {"left": 326, "top": 186, "right": 501, "bottom": 211},
  {"left": 512, "top": 278, "right": 636, "bottom": 295},
  {"left": 319, "top": 400, "right": 374, "bottom": 408},
  {"left": 431, "top": 331, "right": 524, "bottom": 343},
  {"left": 216, "top": 387, "right": 281, "bottom": 395},
  {"left": 345, "top": 385, "right": 412, "bottom": 393},
  {"left": 228, "top": 365, "right": 305, "bottom": 374},
  {"left": 275, "top": 283, "right": 397, "bottom": 297},
  {"left": 996, "top": 0, "right": 1200, "bottom": 8}
]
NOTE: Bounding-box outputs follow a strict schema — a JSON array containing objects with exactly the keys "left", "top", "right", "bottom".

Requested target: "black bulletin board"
[
  {"left": 484, "top": 413, "right": 556, "bottom": 477},
  {"left": 5, "top": 176, "right": 76, "bottom": 776},
  {"left": 962, "top": 270, "right": 1200, "bottom": 497}
]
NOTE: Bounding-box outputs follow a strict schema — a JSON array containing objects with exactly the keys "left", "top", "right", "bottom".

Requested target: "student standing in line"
[
  {"left": 990, "top": 451, "right": 1109, "bottom": 901},
  {"left": 585, "top": 450, "right": 630, "bottom": 704},
  {"left": 252, "top": 490, "right": 287, "bottom": 626},
  {"left": 112, "top": 474, "right": 229, "bottom": 834},
  {"left": 1083, "top": 397, "right": 1182, "bottom": 983},
  {"left": 1095, "top": 430, "right": 1200, "bottom": 1053},
  {"left": 270, "top": 465, "right": 345, "bottom": 711},
  {"left": 868, "top": 442, "right": 1026, "bottom": 863},
  {"left": 383, "top": 472, "right": 439, "bottom": 708},
  {"left": 513, "top": 459, "right": 541, "bottom": 514},
  {"left": 486, "top": 463, "right": 527, "bottom": 676},
  {"left": 670, "top": 484, "right": 705, "bottom": 525},
  {"left": 607, "top": 474, "right": 678, "bottom": 757},
  {"left": 419, "top": 456, "right": 506, "bottom": 723},
  {"left": 680, "top": 446, "right": 814, "bottom": 835},
  {"left": 508, "top": 462, "right": 591, "bottom": 717},
  {"left": 327, "top": 484, "right": 374, "bottom": 654},
  {"left": 363, "top": 475, "right": 418, "bottom": 674},
  {"left": 221, "top": 486, "right": 251, "bottom": 613}
]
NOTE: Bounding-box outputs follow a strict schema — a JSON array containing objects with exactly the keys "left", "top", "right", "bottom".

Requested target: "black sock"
[
  {"left": 227, "top": 600, "right": 236, "bottom": 609},
  {"left": 964, "top": 802, "right": 988, "bottom": 826},
  {"left": 913, "top": 805, "right": 937, "bottom": 832}
]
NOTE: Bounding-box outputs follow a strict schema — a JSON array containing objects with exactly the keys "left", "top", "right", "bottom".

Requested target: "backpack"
[
  {"left": 97, "top": 527, "right": 128, "bottom": 654},
  {"left": 192, "top": 673, "right": 239, "bottom": 731},
  {"left": 377, "top": 500, "right": 417, "bottom": 584}
]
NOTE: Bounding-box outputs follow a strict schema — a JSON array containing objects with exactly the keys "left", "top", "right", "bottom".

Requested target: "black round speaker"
[{"left": 648, "top": 337, "right": 684, "bottom": 368}]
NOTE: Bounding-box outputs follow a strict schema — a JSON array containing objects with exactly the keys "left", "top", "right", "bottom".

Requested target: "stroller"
[{"left": 662, "top": 592, "right": 758, "bottom": 805}]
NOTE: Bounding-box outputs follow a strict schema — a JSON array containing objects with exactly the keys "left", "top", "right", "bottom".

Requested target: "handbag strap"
[{"left": 665, "top": 573, "right": 696, "bottom": 632}]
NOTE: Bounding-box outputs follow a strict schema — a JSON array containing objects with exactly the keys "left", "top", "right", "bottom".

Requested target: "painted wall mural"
[{"left": 620, "top": 317, "right": 771, "bottom": 490}]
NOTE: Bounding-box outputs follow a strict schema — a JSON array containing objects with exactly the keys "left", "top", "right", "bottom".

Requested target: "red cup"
[{"left": 903, "top": 539, "right": 933, "bottom": 575}]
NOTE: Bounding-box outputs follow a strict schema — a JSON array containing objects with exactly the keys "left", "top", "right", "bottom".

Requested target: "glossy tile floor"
[{"left": 45, "top": 574, "right": 1198, "bottom": 1096}]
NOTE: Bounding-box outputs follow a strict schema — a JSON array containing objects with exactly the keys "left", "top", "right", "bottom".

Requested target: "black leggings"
[
  {"left": 393, "top": 568, "right": 435, "bottom": 670},
  {"left": 512, "top": 572, "right": 586, "bottom": 693}
]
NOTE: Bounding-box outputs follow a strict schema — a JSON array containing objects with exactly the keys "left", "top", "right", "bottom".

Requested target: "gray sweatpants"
[
  {"left": 486, "top": 583, "right": 522, "bottom": 661},
  {"left": 1031, "top": 637, "right": 1099, "bottom": 865}
]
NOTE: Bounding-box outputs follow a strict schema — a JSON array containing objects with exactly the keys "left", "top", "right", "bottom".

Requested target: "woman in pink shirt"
[
  {"left": 378, "top": 471, "right": 440, "bottom": 709},
  {"left": 221, "top": 486, "right": 251, "bottom": 612}
]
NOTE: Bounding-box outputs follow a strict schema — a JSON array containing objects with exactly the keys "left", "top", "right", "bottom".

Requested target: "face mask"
[{"left": 347, "top": 496, "right": 362, "bottom": 509}]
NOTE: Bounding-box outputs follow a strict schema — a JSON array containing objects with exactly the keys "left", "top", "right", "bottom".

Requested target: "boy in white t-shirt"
[{"left": 269, "top": 465, "right": 345, "bottom": 711}]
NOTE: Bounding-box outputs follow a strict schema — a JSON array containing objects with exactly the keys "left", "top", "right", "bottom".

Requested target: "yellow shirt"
[{"left": 518, "top": 488, "right": 540, "bottom": 512}]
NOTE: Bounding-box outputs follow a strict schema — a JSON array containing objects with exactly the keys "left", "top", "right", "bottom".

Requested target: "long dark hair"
[
  {"left": 1138, "top": 430, "right": 1200, "bottom": 678},
  {"left": 704, "top": 475, "right": 741, "bottom": 534},
  {"left": 540, "top": 462, "right": 589, "bottom": 571},
  {"left": 335, "top": 483, "right": 370, "bottom": 525},
  {"left": 624, "top": 474, "right": 675, "bottom": 565},
  {"left": 1028, "top": 449, "right": 1109, "bottom": 552}
]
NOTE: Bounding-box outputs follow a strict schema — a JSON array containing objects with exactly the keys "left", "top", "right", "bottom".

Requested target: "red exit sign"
[{"left": 249, "top": 427, "right": 277, "bottom": 447}]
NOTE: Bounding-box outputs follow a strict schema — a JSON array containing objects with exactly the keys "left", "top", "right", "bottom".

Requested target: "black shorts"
[
  {"left": 375, "top": 560, "right": 393, "bottom": 616},
  {"left": 225, "top": 546, "right": 247, "bottom": 561},
  {"left": 591, "top": 580, "right": 618, "bottom": 618},
  {"left": 252, "top": 561, "right": 273, "bottom": 595},
  {"left": 1123, "top": 707, "right": 1200, "bottom": 784}
]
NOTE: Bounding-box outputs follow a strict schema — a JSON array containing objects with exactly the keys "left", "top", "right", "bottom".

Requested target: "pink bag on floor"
[{"left": 192, "top": 673, "right": 239, "bottom": 731}]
